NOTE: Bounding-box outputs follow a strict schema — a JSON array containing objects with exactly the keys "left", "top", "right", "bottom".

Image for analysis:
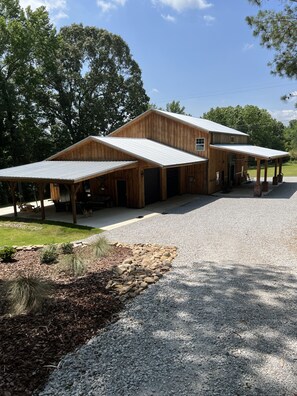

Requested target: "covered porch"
[
  {"left": 0, "top": 160, "right": 138, "bottom": 224},
  {"left": 211, "top": 144, "right": 289, "bottom": 197}
]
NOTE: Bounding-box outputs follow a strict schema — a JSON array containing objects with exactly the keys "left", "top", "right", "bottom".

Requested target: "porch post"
[
  {"left": 38, "top": 183, "right": 46, "bottom": 220},
  {"left": 272, "top": 159, "right": 278, "bottom": 185},
  {"left": 262, "top": 160, "right": 269, "bottom": 192},
  {"left": 70, "top": 184, "right": 77, "bottom": 224},
  {"left": 254, "top": 158, "right": 262, "bottom": 197},
  {"left": 9, "top": 182, "right": 18, "bottom": 218},
  {"left": 278, "top": 158, "right": 283, "bottom": 183},
  {"left": 160, "top": 168, "right": 167, "bottom": 201}
]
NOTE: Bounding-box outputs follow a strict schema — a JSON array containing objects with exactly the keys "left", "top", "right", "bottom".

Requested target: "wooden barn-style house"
[{"left": 0, "top": 109, "right": 289, "bottom": 223}]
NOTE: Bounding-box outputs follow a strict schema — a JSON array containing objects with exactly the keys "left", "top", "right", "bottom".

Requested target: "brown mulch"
[{"left": 0, "top": 245, "right": 132, "bottom": 396}]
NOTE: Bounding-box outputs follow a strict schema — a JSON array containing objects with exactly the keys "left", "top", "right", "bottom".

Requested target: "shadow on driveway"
[{"left": 44, "top": 260, "right": 297, "bottom": 395}]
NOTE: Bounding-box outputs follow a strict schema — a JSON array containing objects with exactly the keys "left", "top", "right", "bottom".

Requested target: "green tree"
[
  {"left": 147, "top": 100, "right": 190, "bottom": 115},
  {"left": 166, "top": 100, "right": 189, "bottom": 115},
  {"left": 246, "top": 1, "right": 297, "bottom": 80},
  {"left": 0, "top": 0, "right": 58, "bottom": 167},
  {"left": 40, "top": 24, "right": 149, "bottom": 150},
  {"left": 284, "top": 119, "right": 297, "bottom": 158},
  {"left": 203, "top": 105, "right": 285, "bottom": 150}
]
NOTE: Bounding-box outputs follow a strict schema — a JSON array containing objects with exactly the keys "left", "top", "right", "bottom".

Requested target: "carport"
[
  {"left": 0, "top": 160, "right": 137, "bottom": 223},
  {"left": 211, "top": 144, "right": 289, "bottom": 196}
]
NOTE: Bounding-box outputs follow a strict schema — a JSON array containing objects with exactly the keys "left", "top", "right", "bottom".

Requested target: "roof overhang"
[
  {"left": 94, "top": 137, "right": 207, "bottom": 167},
  {"left": 0, "top": 161, "right": 138, "bottom": 184},
  {"left": 211, "top": 144, "right": 289, "bottom": 160}
]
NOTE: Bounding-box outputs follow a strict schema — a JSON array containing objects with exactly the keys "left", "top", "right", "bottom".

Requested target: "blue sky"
[{"left": 20, "top": 0, "right": 297, "bottom": 124}]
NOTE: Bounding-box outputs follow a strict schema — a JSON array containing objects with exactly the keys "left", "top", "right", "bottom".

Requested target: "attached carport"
[
  {"left": 211, "top": 144, "right": 289, "bottom": 196},
  {"left": 0, "top": 160, "right": 137, "bottom": 223}
]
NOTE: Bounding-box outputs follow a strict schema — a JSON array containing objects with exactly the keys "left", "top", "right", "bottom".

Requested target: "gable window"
[{"left": 195, "top": 138, "right": 205, "bottom": 152}]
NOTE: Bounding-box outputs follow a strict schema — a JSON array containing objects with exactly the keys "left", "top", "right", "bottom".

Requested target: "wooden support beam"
[
  {"left": 272, "top": 159, "right": 278, "bottom": 185},
  {"left": 160, "top": 168, "right": 167, "bottom": 201},
  {"left": 69, "top": 183, "right": 81, "bottom": 224},
  {"left": 38, "top": 183, "right": 46, "bottom": 220},
  {"left": 254, "top": 158, "right": 262, "bottom": 197},
  {"left": 278, "top": 158, "right": 283, "bottom": 183},
  {"left": 262, "top": 160, "right": 269, "bottom": 192},
  {"left": 9, "top": 182, "right": 18, "bottom": 218},
  {"left": 137, "top": 169, "right": 145, "bottom": 208}
]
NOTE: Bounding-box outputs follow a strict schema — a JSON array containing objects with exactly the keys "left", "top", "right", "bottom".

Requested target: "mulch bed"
[{"left": 0, "top": 244, "right": 132, "bottom": 396}]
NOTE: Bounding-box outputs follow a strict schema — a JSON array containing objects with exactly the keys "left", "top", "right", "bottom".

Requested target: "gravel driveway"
[{"left": 40, "top": 179, "right": 297, "bottom": 396}]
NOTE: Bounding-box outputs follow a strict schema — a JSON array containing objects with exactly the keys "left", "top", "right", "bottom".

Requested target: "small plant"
[
  {"left": 5, "top": 275, "right": 53, "bottom": 315},
  {"left": 93, "top": 236, "right": 111, "bottom": 258},
  {"left": 61, "top": 254, "right": 87, "bottom": 277},
  {"left": 61, "top": 242, "right": 74, "bottom": 255},
  {"left": 0, "top": 246, "right": 16, "bottom": 262},
  {"left": 40, "top": 245, "right": 58, "bottom": 264}
]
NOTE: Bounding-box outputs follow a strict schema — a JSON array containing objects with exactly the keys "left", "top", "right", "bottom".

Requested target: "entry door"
[{"left": 117, "top": 180, "right": 127, "bottom": 207}]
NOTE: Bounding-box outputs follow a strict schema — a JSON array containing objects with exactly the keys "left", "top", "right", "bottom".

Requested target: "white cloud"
[
  {"left": 203, "top": 14, "right": 215, "bottom": 25},
  {"left": 19, "top": 0, "right": 68, "bottom": 19},
  {"left": 269, "top": 109, "right": 297, "bottom": 125},
  {"left": 153, "top": 0, "right": 212, "bottom": 12},
  {"left": 242, "top": 43, "right": 254, "bottom": 52},
  {"left": 152, "top": 88, "right": 160, "bottom": 93},
  {"left": 161, "top": 14, "right": 176, "bottom": 22},
  {"left": 97, "top": 0, "right": 127, "bottom": 12}
]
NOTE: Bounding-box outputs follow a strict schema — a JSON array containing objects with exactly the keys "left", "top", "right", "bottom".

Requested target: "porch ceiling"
[
  {"left": 211, "top": 144, "right": 289, "bottom": 160},
  {"left": 0, "top": 160, "right": 137, "bottom": 184}
]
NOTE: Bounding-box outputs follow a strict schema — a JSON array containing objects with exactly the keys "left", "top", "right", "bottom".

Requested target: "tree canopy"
[
  {"left": 203, "top": 105, "right": 285, "bottom": 150},
  {"left": 0, "top": 1, "right": 149, "bottom": 165},
  {"left": 246, "top": 0, "right": 297, "bottom": 80},
  {"left": 42, "top": 24, "right": 149, "bottom": 151},
  {"left": 284, "top": 119, "right": 297, "bottom": 158},
  {"left": 148, "top": 100, "right": 190, "bottom": 115},
  {"left": 0, "top": 0, "right": 58, "bottom": 167}
]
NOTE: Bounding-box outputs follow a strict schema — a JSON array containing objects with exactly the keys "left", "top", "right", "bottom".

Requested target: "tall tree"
[
  {"left": 40, "top": 24, "right": 149, "bottom": 150},
  {"left": 246, "top": 1, "right": 297, "bottom": 80},
  {"left": 203, "top": 105, "right": 285, "bottom": 150},
  {"left": 147, "top": 100, "right": 190, "bottom": 114},
  {"left": 284, "top": 119, "right": 297, "bottom": 158},
  {"left": 166, "top": 100, "right": 189, "bottom": 115},
  {"left": 0, "top": 0, "right": 58, "bottom": 167}
]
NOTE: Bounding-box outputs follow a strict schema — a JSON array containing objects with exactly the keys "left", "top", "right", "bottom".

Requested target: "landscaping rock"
[{"left": 107, "top": 243, "right": 177, "bottom": 301}]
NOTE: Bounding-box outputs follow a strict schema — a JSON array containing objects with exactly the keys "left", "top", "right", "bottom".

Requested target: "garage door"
[
  {"left": 144, "top": 168, "right": 160, "bottom": 205},
  {"left": 167, "top": 167, "right": 179, "bottom": 198}
]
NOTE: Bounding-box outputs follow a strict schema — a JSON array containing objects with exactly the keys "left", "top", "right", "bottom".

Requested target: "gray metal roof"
[
  {"left": 211, "top": 144, "right": 289, "bottom": 159},
  {"left": 94, "top": 137, "right": 207, "bottom": 167},
  {"left": 156, "top": 110, "right": 248, "bottom": 136},
  {"left": 0, "top": 161, "right": 137, "bottom": 183}
]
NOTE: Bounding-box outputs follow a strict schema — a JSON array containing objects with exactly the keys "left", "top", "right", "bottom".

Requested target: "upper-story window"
[
  {"left": 230, "top": 136, "right": 235, "bottom": 143},
  {"left": 195, "top": 138, "right": 205, "bottom": 151}
]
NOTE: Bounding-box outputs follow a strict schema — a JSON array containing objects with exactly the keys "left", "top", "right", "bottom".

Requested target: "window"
[
  {"left": 195, "top": 138, "right": 205, "bottom": 151},
  {"left": 230, "top": 136, "right": 235, "bottom": 143}
]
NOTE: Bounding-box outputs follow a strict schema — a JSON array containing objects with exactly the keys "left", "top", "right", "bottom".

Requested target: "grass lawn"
[
  {"left": 248, "top": 161, "right": 297, "bottom": 178},
  {"left": 0, "top": 218, "right": 101, "bottom": 246}
]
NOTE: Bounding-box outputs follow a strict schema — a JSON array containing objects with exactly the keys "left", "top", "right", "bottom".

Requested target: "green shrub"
[
  {"left": 0, "top": 246, "right": 17, "bottom": 262},
  {"left": 5, "top": 275, "right": 53, "bottom": 315},
  {"left": 61, "top": 242, "right": 74, "bottom": 255},
  {"left": 93, "top": 236, "right": 111, "bottom": 258},
  {"left": 40, "top": 245, "right": 58, "bottom": 264},
  {"left": 61, "top": 254, "right": 87, "bottom": 277}
]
